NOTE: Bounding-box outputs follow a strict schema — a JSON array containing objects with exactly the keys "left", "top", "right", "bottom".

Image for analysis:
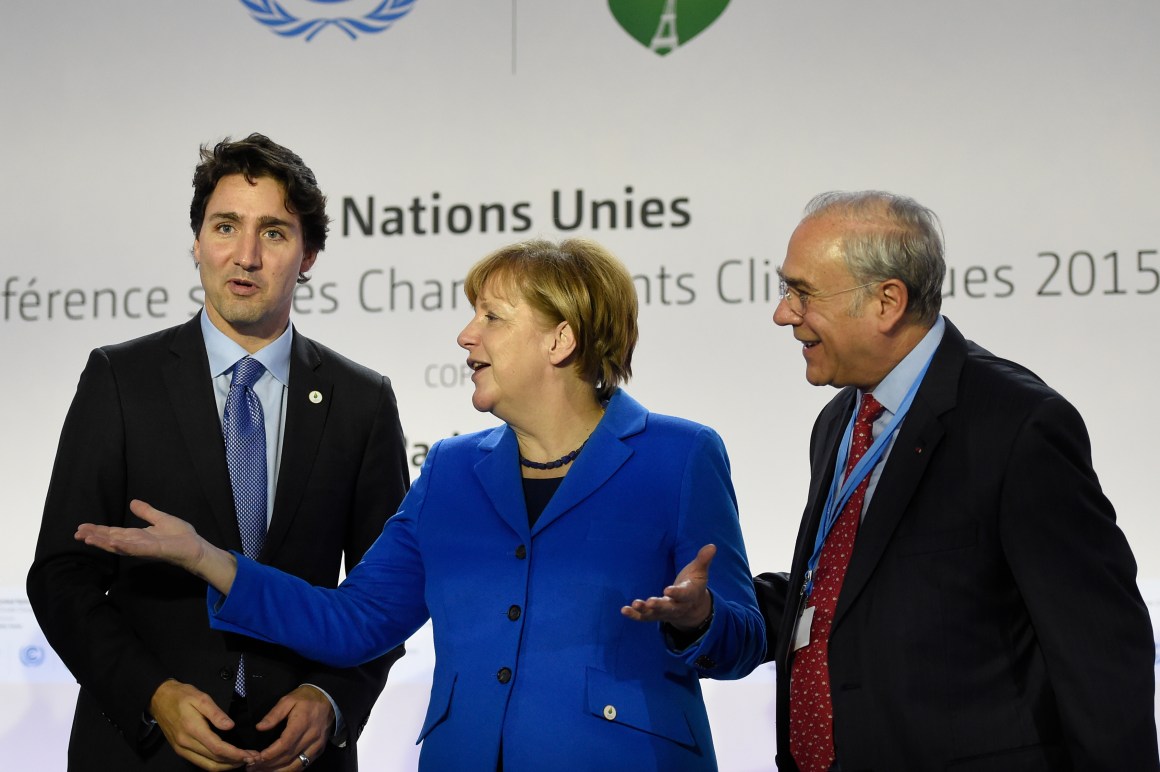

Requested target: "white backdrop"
[{"left": 1, "top": 1, "right": 1157, "bottom": 768}]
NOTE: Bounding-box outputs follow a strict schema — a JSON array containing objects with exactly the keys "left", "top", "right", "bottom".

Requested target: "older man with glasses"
[{"left": 753, "top": 190, "right": 1157, "bottom": 772}]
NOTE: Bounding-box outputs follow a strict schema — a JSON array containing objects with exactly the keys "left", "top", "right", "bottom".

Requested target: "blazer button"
[
  {"left": 507, "top": 605, "right": 521, "bottom": 621},
  {"left": 219, "top": 668, "right": 232, "bottom": 681},
  {"left": 514, "top": 545, "right": 527, "bottom": 559},
  {"left": 497, "top": 667, "right": 512, "bottom": 684},
  {"left": 694, "top": 655, "right": 716, "bottom": 670},
  {"left": 603, "top": 705, "right": 617, "bottom": 721}
]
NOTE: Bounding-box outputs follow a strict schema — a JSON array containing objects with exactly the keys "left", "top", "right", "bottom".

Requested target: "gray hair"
[{"left": 803, "top": 190, "right": 945, "bottom": 326}]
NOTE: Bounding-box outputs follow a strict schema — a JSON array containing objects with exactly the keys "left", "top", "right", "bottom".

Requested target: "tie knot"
[
  {"left": 857, "top": 393, "right": 884, "bottom": 424},
  {"left": 232, "top": 357, "right": 266, "bottom": 390}
]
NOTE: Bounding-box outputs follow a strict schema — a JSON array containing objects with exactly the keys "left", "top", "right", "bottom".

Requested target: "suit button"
[
  {"left": 603, "top": 704, "right": 617, "bottom": 721},
  {"left": 694, "top": 655, "right": 716, "bottom": 670},
  {"left": 219, "top": 668, "right": 232, "bottom": 681},
  {"left": 507, "top": 605, "right": 521, "bottom": 621},
  {"left": 514, "top": 545, "right": 526, "bottom": 559},
  {"left": 497, "top": 667, "right": 512, "bottom": 684}
]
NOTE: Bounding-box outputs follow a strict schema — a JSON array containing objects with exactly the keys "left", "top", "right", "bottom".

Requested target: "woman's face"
[{"left": 457, "top": 278, "right": 559, "bottom": 422}]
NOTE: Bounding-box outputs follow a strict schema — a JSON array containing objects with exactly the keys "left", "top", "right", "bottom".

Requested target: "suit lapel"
[
  {"left": 264, "top": 332, "right": 329, "bottom": 558},
  {"left": 781, "top": 392, "right": 853, "bottom": 661},
  {"left": 162, "top": 315, "right": 242, "bottom": 551},
  {"left": 475, "top": 427, "right": 532, "bottom": 539},
  {"left": 832, "top": 322, "right": 967, "bottom": 629},
  {"left": 794, "top": 396, "right": 852, "bottom": 581},
  {"left": 533, "top": 390, "right": 645, "bottom": 536},
  {"left": 473, "top": 390, "right": 645, "bottom": 540}
]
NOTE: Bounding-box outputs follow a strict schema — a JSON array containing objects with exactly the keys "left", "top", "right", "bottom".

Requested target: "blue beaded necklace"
[{"left": 519, "top": 439, "right": 587, "bottom": 470}]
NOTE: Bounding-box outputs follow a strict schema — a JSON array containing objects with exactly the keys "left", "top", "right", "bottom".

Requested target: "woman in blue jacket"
[{"left": 78, "top": 238, "right": 766, "bottom": 771}]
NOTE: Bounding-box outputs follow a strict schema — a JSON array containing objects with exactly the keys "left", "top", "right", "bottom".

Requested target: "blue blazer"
[{"left": 211, "top": 390, "right": 766, "bottom": 771}]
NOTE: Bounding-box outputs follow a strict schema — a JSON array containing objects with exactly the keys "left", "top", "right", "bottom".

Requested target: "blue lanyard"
[{"left": 802, "top": 352, "right": 935, "bottom": 598}]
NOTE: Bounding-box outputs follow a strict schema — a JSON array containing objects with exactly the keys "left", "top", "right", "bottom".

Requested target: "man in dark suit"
[
  {"left": 27, "top": 134, "right": 409, "bottom": 771},
  {"left": 754, "top": 191, "right": 1157, "bottom": 771}
]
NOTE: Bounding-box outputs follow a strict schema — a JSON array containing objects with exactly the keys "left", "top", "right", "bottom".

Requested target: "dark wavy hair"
[{"left": 189, "top": 133, "right": 329, "bottom": 283}]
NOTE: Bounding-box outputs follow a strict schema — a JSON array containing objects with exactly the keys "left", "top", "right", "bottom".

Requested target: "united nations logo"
[
  {"left": 608, "top": 0, "right": 730, "bottom": 56},
  {"left": 19, "top": 645, "right": 45, "bottom": 667},
  {"left": 240, "top": 0, "right": 418, "bottom": 42}
]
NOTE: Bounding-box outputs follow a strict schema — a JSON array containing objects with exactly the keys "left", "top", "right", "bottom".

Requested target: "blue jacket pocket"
[{"left": 585, "top": 667, "right": 696, "bottom": 748}]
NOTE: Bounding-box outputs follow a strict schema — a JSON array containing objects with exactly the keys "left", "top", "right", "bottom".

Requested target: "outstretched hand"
[
  {"left": 75, "top": 499, "right": 238, "bottom": 593},
  {"left": 76, "top": 499, "right": 205, "bottom": 567},
  {"left": 621, "top": 543, "right": 716, "bottom": 631}
]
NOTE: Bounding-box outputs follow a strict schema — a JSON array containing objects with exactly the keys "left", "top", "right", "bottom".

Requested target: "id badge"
[{"left": 791, "top": 605, "right": 815, "bottom": 652}]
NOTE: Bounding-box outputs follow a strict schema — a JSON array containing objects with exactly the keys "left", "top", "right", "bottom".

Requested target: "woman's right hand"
[{"left": 76, "top": 499, "right": 237, "bottom": 594}]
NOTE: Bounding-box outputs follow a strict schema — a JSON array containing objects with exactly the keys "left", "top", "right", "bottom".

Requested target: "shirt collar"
[
  {"left": 862, "top": 315, "right": 945, "bottom": 416},
  {"left": 199, "top": 310, "right": 293, "bottom": 386}
]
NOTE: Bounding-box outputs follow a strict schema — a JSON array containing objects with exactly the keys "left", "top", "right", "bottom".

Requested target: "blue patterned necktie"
[{"left": 223, "top": 356, "right": 267, "bottom": 695}]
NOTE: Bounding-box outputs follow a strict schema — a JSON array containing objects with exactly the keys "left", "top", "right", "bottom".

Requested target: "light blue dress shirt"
[
  {"left": 852, "top": 314, "right": 946, "bottom": 519},
  {"left": 198, "top": 311, "right": 345, "bottom": 737},
  {"left": 200, "top": 312, "right": 291, "bottom": 528}
]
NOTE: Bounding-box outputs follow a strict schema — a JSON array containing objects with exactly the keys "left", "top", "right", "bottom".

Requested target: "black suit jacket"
[
  {"left": 27, "top": 314, "right": 409, "bottom": 771},
  {"left": 756, "top": 318, "right": 1157, "bottom": 771}
]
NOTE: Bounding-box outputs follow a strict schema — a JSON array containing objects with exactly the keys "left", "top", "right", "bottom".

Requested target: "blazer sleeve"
[
  {"left": 210, "top": 447, "right": 437, "bottom": 667},
  {"left": 26, "top": 349, "right": 173, "bottom": 748},
  {"left": 752, "top": 571, "right": 790, "bottom": 663},
  {"left": 292, "top": 374, "right": 411, "bottom": 741},
  {"left": 669, "top": 427, "right": 767, "bottom": 680},
  {"left": 1000, "top": 395, "right": 1158, "bottom": 769}
]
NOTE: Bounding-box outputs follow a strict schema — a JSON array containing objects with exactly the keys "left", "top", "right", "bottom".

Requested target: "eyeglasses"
[{"left": 777, "top": 279, "right": 878, "bottom": 316}]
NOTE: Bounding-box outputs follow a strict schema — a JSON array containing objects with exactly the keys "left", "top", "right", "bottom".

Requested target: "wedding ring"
[{"left": 298, "top": 752, "right": 311, "bottom": 767}]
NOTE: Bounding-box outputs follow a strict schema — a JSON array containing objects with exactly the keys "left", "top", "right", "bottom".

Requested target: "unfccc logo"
[
  {"left": 240, "top": 0, "right": 418, "bottom": 42},
  {"left": 20, "top": 645, "right": 45, "bottom": 667}
]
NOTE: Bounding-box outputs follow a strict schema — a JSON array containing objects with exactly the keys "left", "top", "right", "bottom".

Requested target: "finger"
[
  {"left": 663, "top": 582, "right": 698, "bottom": 602},
  {"left": 667, "top": 544, "right": 718, "bottom": 593},
  {"left": 129, "top": 498, "right": 169, "bottom": 525},
  {"left": 74, "top": 523, "right": 111, "bottom": 546},
  {"left": 172, "top": 720, "right": 252, "bottom": 768},
  {"left": 687, "top": 543, "right": 717, "bottom": 575},
  {"left": 172, "top": 747, "right": 246, "bottom": 772},
  {"left": 254, "top": 732, "right": 308, "bottom": 771},
  {"left": 74, "top": 525, "right": 139, "bottom": 555},
  {"left": 627, "top": 596, "right": 678, "bottom": 621},
  {"left": 196, "top": 696, "right": 238, "bottom": 733},
  {"left": 254, "top": 698, "right": 293, "bottom": 732},
  {"left": 183, "top": 707, "right": 249, "bottom": 760},
  {"left": 254, "top": 710, "right": 310, "bottom": 765}
]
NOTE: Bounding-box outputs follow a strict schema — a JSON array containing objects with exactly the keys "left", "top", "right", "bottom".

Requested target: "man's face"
[
  {"left": 194, "top": 174, "right": 316, "bottom": 350},
  {"left": 772, "top": 215, "right": 881, "bottom": 389}
]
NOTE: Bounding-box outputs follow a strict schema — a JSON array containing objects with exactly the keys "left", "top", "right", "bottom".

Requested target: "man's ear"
[
  {"left": 300, "top": 250, "right": 319, "bottom": 275},
  {"left": 548, "top": 321, "right": 577, "bottom": 365},
  {"left": 876, "top": 278, "right": 910, "bottom": 332}
]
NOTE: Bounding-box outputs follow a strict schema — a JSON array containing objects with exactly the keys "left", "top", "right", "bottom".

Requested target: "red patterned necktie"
[{"left": 789, "top": 393, "right": 884, "bottom": 772}]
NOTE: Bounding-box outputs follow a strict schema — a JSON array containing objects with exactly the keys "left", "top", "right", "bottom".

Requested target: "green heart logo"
[{"left": 608, "top": 0, "right": 731, "bottom": 56}]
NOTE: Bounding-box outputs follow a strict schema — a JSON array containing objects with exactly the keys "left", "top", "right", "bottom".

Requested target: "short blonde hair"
[{"left": 464, "top": 239, "right": 637, "bottom": 400}]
